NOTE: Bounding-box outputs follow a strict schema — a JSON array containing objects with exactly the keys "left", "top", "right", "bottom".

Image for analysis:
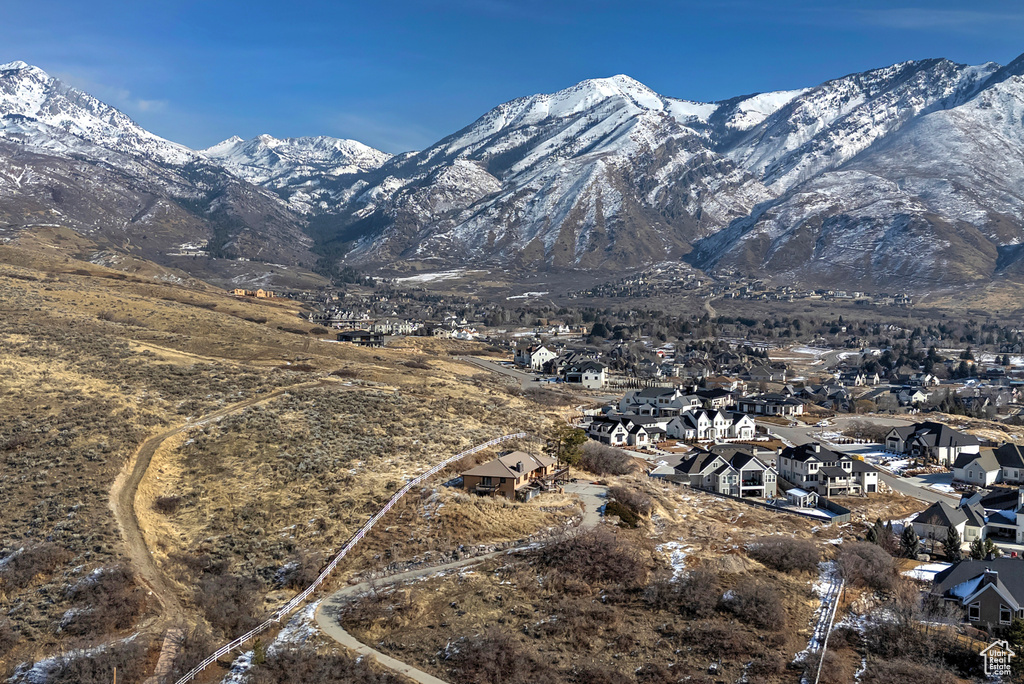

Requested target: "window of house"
[
  {"left": 969, "top": 602, "right": 981, "bottom": 621},
  {"left": 500, "top": 478, "right": 506, "bottom": 484},
  {"left": 969, "top": 471, "right": 973, "bottom": 479},
  {"left": 482, "top": 477, "right": 492, "bottom": 486},
  {"left": 1001, "top": 605, "right": 1012, "bottom": 625}
]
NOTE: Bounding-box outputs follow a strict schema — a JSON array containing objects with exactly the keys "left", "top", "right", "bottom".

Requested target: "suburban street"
[{"left": 759, "top": 414, "right": 962, "bottom": 504}]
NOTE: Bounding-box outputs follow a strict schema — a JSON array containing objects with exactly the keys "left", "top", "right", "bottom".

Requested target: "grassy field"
[{"left": 0, "top": 241, "right": 571, "bottom": 680}]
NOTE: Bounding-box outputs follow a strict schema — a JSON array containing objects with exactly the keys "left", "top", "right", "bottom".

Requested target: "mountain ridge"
[{"left": 2, "top": 55, "right": 1024, "bottom": 291}]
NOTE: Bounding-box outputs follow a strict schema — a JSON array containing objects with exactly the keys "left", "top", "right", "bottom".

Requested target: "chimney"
[
  {"left": 516, "top": 461, "right": 524, "bottom": 472},
  {"left": 813, "top": 444, "right": 821, "bottom": 453},
  {"left": 1018, "top": 486, "right": 1024, "bottom": 509}
]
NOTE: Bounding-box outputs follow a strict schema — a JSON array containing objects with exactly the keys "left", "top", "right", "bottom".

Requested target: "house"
[
  {"left": 514, "top": 344, "right": 557, "bottom": 371},
  {"left": 231, "top": 288, "right": 255, "bottom": 297},
  {"left": 776, "top": 443, "right": 879, "bottom": 496},
  {"left": 995, "top": 443, "right": 1024, "bottom": 485},
  {"left": 694, "top": 388, "right": 735, "bottom": 410},
  {"left": 665, "top": 410, "right": 755, "bottom": 442},
  {"left": 953, "top": 449, "right": 1002, "bottom": 487},
  {"left": 884, "top": 422, "right": 980, "bottom": 466},
  {"left": 565, "top": 360, "right": 607, "bottom": 389},
  {"left": 461, "top": 451, "right": 558, "bottom": 501},
  {"left": 930, "top": 559, "right": 1024, "bottom": 632},
  {"left": 336, "top": 330, "right": 385, "bottom": 347},
  {"left": 746, "top": 365, "right": 787, "bottom": 383},
  {"left": 587, "top": 416, "right": 630, "bottom": 446},
  {"left": 911, "top": 500, "right": 987, "bottom": 552},
  {"left": 673, "top": 449, "right": 778, "bottom": 498},
  {"left": 255, "top": 289, "right": 275, "bottom": 299},
  {"left": 736, "top": 394, "right": 805, "bottom": 417}
]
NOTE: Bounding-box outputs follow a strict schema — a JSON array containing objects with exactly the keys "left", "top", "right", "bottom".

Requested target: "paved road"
[
  {"left": 759, "top": 415, "right": 961, "bottom": 504},
  {"left": 457, "top": 355, "right": 543, "bottom": 390},
  {"left": 316, "top": 482, "right": 609, "bottom": 684}
]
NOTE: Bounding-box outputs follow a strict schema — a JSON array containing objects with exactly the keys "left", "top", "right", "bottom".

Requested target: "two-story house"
[
  {"left": 776, "top": 443, "right": 878, "bottom": 496},
  {"left": 885, "top": 422, "right": 980, "bottom": 466}
]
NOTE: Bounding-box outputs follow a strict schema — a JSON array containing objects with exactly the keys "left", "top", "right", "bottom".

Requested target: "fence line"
[{"left": 173, "top": 432, "right": 527, "bottom": 684}]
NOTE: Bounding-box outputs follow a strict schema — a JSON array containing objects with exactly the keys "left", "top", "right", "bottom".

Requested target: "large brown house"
[{"left": 461, "top": 451, "right": 558, "bottom": 501}]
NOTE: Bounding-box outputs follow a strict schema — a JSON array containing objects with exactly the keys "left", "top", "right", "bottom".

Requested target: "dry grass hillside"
[{"left": 0, "top": 240, "right": 572, "bottom": 680}]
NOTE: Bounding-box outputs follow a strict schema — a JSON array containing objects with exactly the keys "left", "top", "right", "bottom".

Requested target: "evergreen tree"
[
  {"left": 901, "top": 525, "right": 921, "bottom": 558},
  {"left": 969, "top": 536, "right": 986, "bottom": 560},
  {"left": 943, "top": 526, "right": 963, "bottom": 562}
]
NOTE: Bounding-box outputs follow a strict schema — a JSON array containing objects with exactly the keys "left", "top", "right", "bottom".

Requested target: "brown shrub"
[
  {"left": 678, "top": 568, "right": 721, "bottom": 618},
  {"left": 38, "top": 639, "right": 149, "bottom": 684},
  {"left": 444, "top": 629, "right": 559, "bottom": 684},
  {"left": 723, "top": 578, "right": 788, "bottom": 630},
  {"left": 580, "top": 442, "right": 637, "bottom": 476},
  {"left": 859, "top": 658, "right": 961, "bottom": 684},
  {"left": 608, "top": 485, "right": 653, "bottom": 516},
  {"left": 275, "top": 550, "right": 325, "bottom": 590},
  {"left": 403, "top": 360, "right": 432, "bottom": 370},
  {"left": 0, "top": 619, "right": 16, "bottom": 657},
  {"left": 160, "top": 626, "right": 216, "bottom": 684},
  {"left": 153, "top": 496, "right": 183, "bottom": 514},
  {"left": 536, "top": 528, "right": 653, "bottom": 590},
  {"left": 250, "top": 645, "right": 405, "bottom": 684},
  {"left": 838, "top": 542, "right": 897, "bottom": 592},
  {"left": 747, "top": 536, "right": 820, "bottom": 574},
  {"left": 0, "top": 543, "right": 72, "bottom": 590},
  {"left": 330, "top": 368, "right": 358, "bottom": 378},
  {"left": 60, "top": 564, "right": 146, "bottom": 636},
  {"left": 196, "top": 573, "right": 262, "bottom": 636},
  {"left": 521, "top": 388, "right": 572, "bottom": 406}
]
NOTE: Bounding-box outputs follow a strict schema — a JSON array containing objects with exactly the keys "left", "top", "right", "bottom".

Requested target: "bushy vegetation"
[
  {"left": 722, "top": 579, "right": 788, "bottom": 630},
  {"left": 746, "top": 536, "right": 820, "bottom": 574},
  {"left": 59, "top": 565, "right": 146, "bottom": 636},
  {"left": 196, "top": 573, "right": 263, "bottom": 636},
  {"left": 837, "top": 542, "right": 897, "bottom": 592},
  {"left": 249, "top": 645, "right": 404, "bottom": 684},
  {"left": 579, "top": 442, "right": 637, "bottom": 476},
  {"left": 536, "top": 528, "right": 652, "bottom": 591},
  {"left": 0, "top": 544, "right": 72, "bottom": 591}
]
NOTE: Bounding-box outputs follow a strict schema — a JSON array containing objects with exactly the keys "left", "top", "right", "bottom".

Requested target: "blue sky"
[{"left": 4, "top": 1, "right": 1023, "bottom": 153}]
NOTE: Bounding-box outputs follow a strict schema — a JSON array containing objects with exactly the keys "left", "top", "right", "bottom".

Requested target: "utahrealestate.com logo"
[{"left": 981, "top": 639, "right": 1016, "bottom": 678}]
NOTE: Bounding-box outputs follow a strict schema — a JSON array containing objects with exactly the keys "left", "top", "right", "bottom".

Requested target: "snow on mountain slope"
[
  {"left": 0, "top": 61, "right": 195, "bottom": 165},
  {"left": 201, "top": 134, "right": 391, "bottom": 212},
  {"left": 691, "top": 59, "right": 1024, "bottom": 287},
  {"left": 723, "top": 59, "right": 1001, "bottom": 191},
  {"left": 336, "top": 75, "right": 774, "bottom": 269}
]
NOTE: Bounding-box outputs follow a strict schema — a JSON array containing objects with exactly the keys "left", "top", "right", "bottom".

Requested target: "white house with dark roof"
[
  {"left": 776, "top": 443, "right": 879, "bottom": 496},
  {"left": 514, "top": 344, "right": 557, "bottom": 371},
  {"left": 673, "top": 449, "right": 778, "bottom": 498},
  {"left": 884, "top": 422, "right": 980, "bottom": 466}
]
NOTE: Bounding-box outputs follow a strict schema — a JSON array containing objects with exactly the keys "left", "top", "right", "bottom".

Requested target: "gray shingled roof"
[
  {"left": 914, "top": 500, "right": 968, "bottom": 527},
  {"left": 932, "top": 558, "right": 1024, "bottom": 607}
]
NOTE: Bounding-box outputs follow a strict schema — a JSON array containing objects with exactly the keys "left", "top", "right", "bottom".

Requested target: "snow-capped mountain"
[
  {"left": 3, "top": 54, "right": 1024, "bottom": 291},
  {"left": 0, "top": 61, "right": 315, "bottom": 273},
  {"left": 317, "top": 54, "right": 1024, "bottom": 288},
  {"left": 201, "top": 134, "right": 390, "bottom": 213}
]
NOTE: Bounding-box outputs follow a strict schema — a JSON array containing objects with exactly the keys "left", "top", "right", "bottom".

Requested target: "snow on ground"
[
  {"left": 794, "top": 561, "right": 841, "bottom": 665},
  {"left": 219, "top": 601, "right": 322, "bottom": 683},
  {"left": 791, "top": 346, "right": 832, "bottom": 357},
  {"left": 505, "top": 291, "right": 550, "bottom": 300},
  {"left": 392, "top": 269, "right": 467, "bottom": 284},
  {"left": 656, "top": 541, "right": 695, "bottom": 579},
  {"left": 903, "top": 562, "right": 952, "bottom": 582},
  {"left": 874, "top": 458, "right": 912, "bottom": 475},
  {"left": 929, "top": 483, "right": 956, "bottom": 494},
  {"left": 887, "top": 513, "right": 919, "bottom": 534}
]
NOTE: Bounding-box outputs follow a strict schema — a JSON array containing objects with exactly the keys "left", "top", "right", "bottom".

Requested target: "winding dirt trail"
[
  {"left": 314, "top": 482, "right": 608, "bottom": 684},
  {"left": 108, "top": 377, "right": 363, "bottom": 680}
]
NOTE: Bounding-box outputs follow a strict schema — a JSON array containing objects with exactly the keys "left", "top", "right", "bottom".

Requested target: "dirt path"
[
  {"left": 108, "top": 377, "right": 360, "bottom": 680},
  {"left": 315, "top": 484, "right": 608, "bottom": 684}
]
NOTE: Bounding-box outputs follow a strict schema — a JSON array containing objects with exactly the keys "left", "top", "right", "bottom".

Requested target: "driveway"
[
  {"left": 563, "top": 481, "right": 608, "bottom": 528},
  {"left": 456, "top": 356, "right": 544, "bottom": 390}
]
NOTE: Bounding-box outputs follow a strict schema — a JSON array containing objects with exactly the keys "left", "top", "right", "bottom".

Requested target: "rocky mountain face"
[
  {"left": 308, "top": 53, "right": 1024, "bottom": 289},
  {"left": 0, "top": 61, "right": 317, "bottom": 273},
  {"left": 2, "top": 55, "right": 1024, "bottom": 290}
]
